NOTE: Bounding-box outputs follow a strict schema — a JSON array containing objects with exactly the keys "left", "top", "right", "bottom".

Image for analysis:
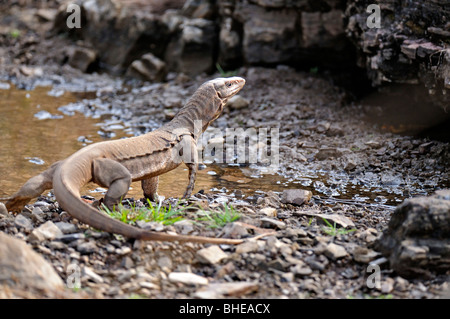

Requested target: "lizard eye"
[{"left": 226, "top": 82, "right": 232, "bottom": 88}]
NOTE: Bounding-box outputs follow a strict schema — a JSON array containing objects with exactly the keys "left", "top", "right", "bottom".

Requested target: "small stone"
[
  {"left": 324, "top": 243, "right": 348, "bottom": 260},
  {"left": 174, "top": 219, "right": 194, "bottom": 235},
  {"left": 281, "top": 189, "right": 312, "bottom": 206},
  {"left": 194, "top": 282, "right": 258, "bottom": 299},
  {"left": 351, "top": 246, "right": 379, "bottom": 263},
  {"left": 68, "top": 47, "right": 97, "bottom": 72},
  {"left": 196, "top": 245, "right": 228, "bottom": 264},
  {"left": 291, "top": 263, "right": 313, "bottom": 276},
  {"left": 259, "top": 207, "right": 277, "bottom": 217},
  {"left": 168, "top": 272, "right": 209, "bottom": 286},
  {"left": 121, "top": 256, "right": 135, "bottom": 269},
  {"left": 58, "top": 233, "right": 85, "bottom": 243},
  {"left": 260, "top": 217, "right": 286, "bottom": 230},
  {"left": 226, "top": 95, "right": 249, "bottom": 109},
  {"left": 76, "top": 241, "right": 97, "bottom": 254},
  {"left": 14, "top": 214, "right": 34, "bottom": 231},
  {"left": 29, "top": 221, "right": 63, "bottom": 242},
  {"left": 157, "top": 255, "right": 173, "bottom": 270},
  {"left": 126, "top": 53, "right": 167, "bottom": 82},
  {"left": 54, "top": 222, "right": 78, "bottom": 234},
  {"left": 235, "top": 241, "right": 260, "bottom": 254},
  {"left": 380, "top": 278, "right": 395, "bottom": 294},
  {"left": 115, "top": 247, "right": 132, "bottom": 255},
  {"left": 83, "top": 266, "right": 104, "bottom": 284},
  {"left": 221, "top": 222, "right": 249, "bottom": 238},
  {"left": 0, "top": 203, "right": 8, "bottom": 216}
]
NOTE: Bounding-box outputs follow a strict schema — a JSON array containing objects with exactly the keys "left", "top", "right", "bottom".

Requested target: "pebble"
[
  {"left": 29, "top": 221, "right": 63, "bottom": 242},
  {"left": 0, "top": 203, "right": 7, "bottom": 216},
  {"left": 259, "top": 207, "right": 277, "bottom": 217},
  {"left": 168, "top": 272, "right": 209, "bottom": 286},
  {"left": 76, "top": 241, "right": 98, "bottom": 254},
  {"left": 281, "top": 189, "right": 312, "bottom": 206},
  {"left": 55, "top": 221, "right": 78, "bottom": 234},
  {"left": 226, "top": 95, "right": 249, "bottom": 109},
  {"left": 195, "top": 282, "right": 259, "bottom": 299},
  {"left": 235, "top": 241, "right": 260, "bottom": 254},
  {"left": 83, "top": 267, "right": 104, "bottom": 284},
  {"left": 14, "top": 214, "right": 34, "bottom": 231},
  {"left": 260, "top": 217, "right": 286, "bottom": 230},
  {"left": 324, "top": 243, "right": 348, "bottom": 260},
  {"left": 196, "top": 245, "right": 228, "bottom": 264}
]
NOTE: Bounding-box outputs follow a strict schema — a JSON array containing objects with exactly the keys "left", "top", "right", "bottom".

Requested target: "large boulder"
[
  {"left": 0, "top": 232, "right": 64, "bottom": 292},
  {"left": 376, "top": 189, "right": 450, "bottom": 278}
]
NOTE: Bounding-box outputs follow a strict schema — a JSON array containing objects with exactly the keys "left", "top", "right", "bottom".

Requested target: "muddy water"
[
  {"left": 0, "top": 82, "right": 428, "bottom": 208},
  {"left": 0, "top": 83, "right": 245, "bottom": 201}
]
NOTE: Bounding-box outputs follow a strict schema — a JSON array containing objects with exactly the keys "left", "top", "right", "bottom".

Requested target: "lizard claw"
[{"left": 4, "top": 196, "right": 30, "bottom": 213}]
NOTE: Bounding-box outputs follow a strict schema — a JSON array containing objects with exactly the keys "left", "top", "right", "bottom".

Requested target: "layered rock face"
[{"left": 53, "top": 0, "right": 449, "bottom": 110}]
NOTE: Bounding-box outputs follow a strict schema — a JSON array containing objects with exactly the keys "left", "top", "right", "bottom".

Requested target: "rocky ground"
[{"left": 0, "top": 2, "right": 449, "bottom": 299}]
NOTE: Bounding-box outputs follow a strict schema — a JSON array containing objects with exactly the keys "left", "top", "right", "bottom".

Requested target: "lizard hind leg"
[
  {"left": 92, "top": 158, "right": 132, "bottom": 211},
  {"left": 5, "top": 161, "right": 62, "bottom": 212}
]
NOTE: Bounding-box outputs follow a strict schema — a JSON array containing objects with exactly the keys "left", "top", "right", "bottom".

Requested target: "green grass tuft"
[
  {"left": 102, "top": 199, "right": 188, "bottom": 226},
  {"left": 196, "top": 203, "right": 241, "bottom": 228},
  {"left": 321, "top": 218, "right": 356, "bottom": 236}
]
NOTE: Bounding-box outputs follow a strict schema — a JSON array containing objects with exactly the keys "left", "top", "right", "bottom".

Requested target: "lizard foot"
[{"left": 5, "top": 196, "right": 31, "bottom": 213}]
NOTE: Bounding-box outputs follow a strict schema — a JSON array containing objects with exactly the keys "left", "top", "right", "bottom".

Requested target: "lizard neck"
[{"left": 163, "top": 84, "right": 223, "bottom": 140}]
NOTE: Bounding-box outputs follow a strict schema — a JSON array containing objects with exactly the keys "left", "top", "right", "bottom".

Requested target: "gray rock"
[
  {"left": 165, "top": 18, "right": 216, "bottom": 75},
  {"left": 126, "top": 53, "right": 167, "bottom": 82},
  {"left": 195, "top": 282, "right": 259, "bottom": 299},
  {"left": 55, "top": 222, "right": 78, "bottom": 234},
  {"left": 281, "top": 189, "right": 312, "bottom": 206},
  {"left": 226, "top": 95, "right": 249, "bottom": 110},
  {"left": 376, "top": 189, "right": 450, "bottom": 277},
  {"left": 76, "top": 241, "right": 98, "bottom": 254},
  {"left": 174, "top": 219, "right": 195, "bottom": 235},
  {"left": 168, "top": 272, "right": 209, "bottom": 286},
  {"left": 0, "top": 202, "right": 7, "bottom": 216},
  {"left": 260, "top": 217, "right": 286, "bottom": 230},
  {"left": 196, "top": 245, "right": 228, "bottom": 264},
  {"left": 29, "top": 221, "right": 63, "bottom": 242},
  {"left": 68, "top": 47, "right": 97, "bottom": 72},
  {"left": 220, "top": 222, "right": 249, "bottom": 239},
  {"left": 83, "top": 266, "right": 104, "bottom": 284},
  {"left": 0, "top": 232, "right": 64, "bottom": 291},
  {"left": 14, "top": 214, "right": 34, "bottom": 231},
  {"left": 235, "top": 241, "right": 260, "bottom": 254},
  {"left": 324, "top": 243, "right": 348, "bottom": 260}
]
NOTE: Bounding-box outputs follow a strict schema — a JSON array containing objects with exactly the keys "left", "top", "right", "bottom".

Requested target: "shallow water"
[{"left": 0, "top": 82, "right": 443, "bottom": 209}]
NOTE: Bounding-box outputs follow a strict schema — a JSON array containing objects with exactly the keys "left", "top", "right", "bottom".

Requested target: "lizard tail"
[{"left": 52, "top": 160, "right": 243, "bottom": 245}]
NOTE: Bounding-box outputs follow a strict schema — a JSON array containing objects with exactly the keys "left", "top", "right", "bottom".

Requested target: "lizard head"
[
  {"left": 204, "top": 76, "right": 246, "bottom": 125},
  {"left": 211, "top": 76, "right": 246, "bottom": 102}
]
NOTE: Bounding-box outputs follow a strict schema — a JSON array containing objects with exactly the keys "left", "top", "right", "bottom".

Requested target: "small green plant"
[
  {"left": 102, "top": 199, "right": 187, "bottom": 226},
  {"left": 216, "top": 63, "right": 238, "bottom": 77},
  {"left": 309, "top": 66, "right": 319, "bottom": 74},
  {"left": 321, "top": 218, "right": 356, "bottom": 236},
  {"left": 197, "top": 203, "right": 241, "bottom": 228},
  {"left": 10, "top": 29, "right": 21, "bottom": 38}
]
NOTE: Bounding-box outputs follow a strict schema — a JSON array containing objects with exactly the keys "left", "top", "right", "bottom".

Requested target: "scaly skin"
[{"left": 3, "top": 77, "right": 246, "bottom": 244}]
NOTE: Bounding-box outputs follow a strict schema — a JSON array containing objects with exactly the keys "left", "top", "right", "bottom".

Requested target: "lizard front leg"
[
  {"left": 180, "top": 135, "right": 198, "bottom": 199},
  {"left": 141, "top": 176, "right": 160, "bottom": 202}
]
